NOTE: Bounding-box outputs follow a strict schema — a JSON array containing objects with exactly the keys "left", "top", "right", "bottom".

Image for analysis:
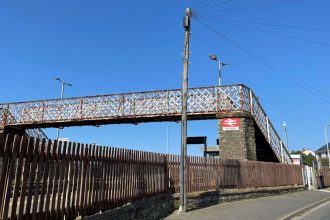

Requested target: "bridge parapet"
[{"left": 0, "top": 84, "right": 291, "bottom": 163}]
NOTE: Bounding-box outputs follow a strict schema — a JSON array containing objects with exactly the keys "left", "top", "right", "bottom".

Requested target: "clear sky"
[{"left": 0, "top": 0, "right": 329, "bottom": 155}]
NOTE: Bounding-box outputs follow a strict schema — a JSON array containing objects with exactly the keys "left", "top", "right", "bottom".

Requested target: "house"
[
  {"left": 290, "top": 154, "right": 302, "bottom": 165},
  {"left": 315, "top": 143, "right": 330, "bottom": 158}
]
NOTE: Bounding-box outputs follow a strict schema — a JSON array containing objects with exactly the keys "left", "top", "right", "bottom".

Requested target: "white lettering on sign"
[{"left": 222, "top": 118, "right": 239, "bottom": 131}]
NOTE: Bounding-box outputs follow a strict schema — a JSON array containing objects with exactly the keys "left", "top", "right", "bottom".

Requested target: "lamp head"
[{"left": 209, "top": 54, "right": 218, "bottom": 61}]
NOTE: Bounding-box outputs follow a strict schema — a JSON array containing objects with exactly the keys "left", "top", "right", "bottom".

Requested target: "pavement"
[{"left": 165, "top": 188, "right": 330, "bottom": 220}]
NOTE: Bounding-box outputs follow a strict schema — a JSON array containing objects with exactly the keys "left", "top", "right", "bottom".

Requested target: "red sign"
[{"left": 222, "top": 118, "right": 239, "bottom": 131}]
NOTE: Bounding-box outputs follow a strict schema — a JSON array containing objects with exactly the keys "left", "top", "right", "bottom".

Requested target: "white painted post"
[
  {"left": 280, "top": 142, "right": 284, "bottom": 163},
  {"left": 215, "top": 86, "right": 218, "bottom": 112},
  {"left": 306, "top": 166, "right": 311, "bottom": 190},
  {"left": 266, "top": 117, "right": 270, "bottom": 142},
  {"left": 311, "top": 167, "right": 315, "bottom": 190},
  {"left": 249, "top": 89, "right": 253, "bottom": 115}
]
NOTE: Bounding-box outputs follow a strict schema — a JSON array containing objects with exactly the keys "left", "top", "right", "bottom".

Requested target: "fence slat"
[
  {"left": 0, "top": 134, "right": 14, "bottom": 219},
  {"left": 67, "top": 142, "right": 76, "bottom": 219},
  {"left": 10, "top": 136, "right": 27, "bottom": 219},
  {"left": 32, "top": 138, "right": 46, "bottom": 220},
  {"left": 25, "top": 138, "right": 40, "bottom": 219},
  {"left": 105, "top": 147, "right": 112, "bottom": 209},
  {"left": 44, "top": 140, "right": 58, "bottom": 220},
  {"left": 56, "top": 141, "right": 66, "bottom": 219},
  {"left": 2, "top": 135, "right": 21, "bottom": 220},
  {"left": 76, "top": 143, "right": 83, "bottom": 214},
  {"left": 38, "top": 140, "right": 52, "bottom": 219},
  {"left": 62, "top": 141, "right": 71, "bottom": 218},
  {"left": 18, "top": 137, "right": 34, "bottom": 220}
]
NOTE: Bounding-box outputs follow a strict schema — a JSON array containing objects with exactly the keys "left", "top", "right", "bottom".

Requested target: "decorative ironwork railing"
[
  {"left": 0, "top": 84, "right": 291, "bottom": 163},
  {"left": 25, "top": 128, "right": 48, "bottom": 140},
  {"left": 0, "top": 108, "right": 48, "bottom": 140}
]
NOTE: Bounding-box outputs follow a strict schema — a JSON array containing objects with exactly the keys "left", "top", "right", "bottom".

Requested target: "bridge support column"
[{"left": 217, "top": 113, "right": 257, "bottom": 161}]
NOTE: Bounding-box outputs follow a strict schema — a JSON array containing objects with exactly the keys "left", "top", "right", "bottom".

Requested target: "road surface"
[
  {"left": 297, "top": 198, "right": 330, "bottom": 220},
  {"left": 165, "top": 189, "right": 330, "bottom": 220}
]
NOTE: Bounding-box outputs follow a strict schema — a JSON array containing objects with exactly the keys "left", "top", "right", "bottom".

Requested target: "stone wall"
[
  {"left": 218, "top": 113, "right": 257, "bottom": 161},
  {"left": 184, "top": 185, "right": 305, "bottom": 210},
  {"left": 84, "top": 194, "right": 173, "bottom": 220},
  {"left": 85, "top": 186, "right": 305, "bottom": 219}
]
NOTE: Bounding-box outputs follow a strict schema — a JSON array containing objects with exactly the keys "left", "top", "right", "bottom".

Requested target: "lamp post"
[
  {"left": 167, "top": 125, "right": 172, "bottom": 155},
  {"left": 209, "top": 54, "right": 228, "bottom": 86},
  {"left": 283, "top": 121, "right": 289, "bottom": 153},
  {"left": 324, "top": 124, "right": 330, "bottom": 168},
  {"left": 54, "top": 77, "right": 72, "bottom": 140}
]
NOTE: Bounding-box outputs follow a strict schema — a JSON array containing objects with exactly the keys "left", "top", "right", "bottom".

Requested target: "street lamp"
[
  {"left": 54, "top": 77, "right": 72, "bottom": 139},
  {"left": 283, "top": 121, "right": 289, "bottom": 153},
  {"left": 324, "top": 124, "right": 330, "bottom": 168},
  {"left": 54, "top": 77, "right": 72, "bottom": 99},
  {"left": 209, "top": 54, "right": 228, "bottom": 86}
]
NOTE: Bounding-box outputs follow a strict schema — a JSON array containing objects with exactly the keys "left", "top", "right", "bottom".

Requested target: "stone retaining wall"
[
  {"left": 85, "top": 186, "right": 305, "bottom": 219},
  {"left": 84, "top": 194, "right": 173, "bottom": 220},
  {"left": 183, "top": 185, "right": 306, "bottom": 210}
]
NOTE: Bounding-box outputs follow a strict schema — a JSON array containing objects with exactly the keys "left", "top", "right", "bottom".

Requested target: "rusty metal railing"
[
  {"left": 0, "top": 108, "right": 48, "bottom": 140},
  {"left": 0, "top": 84, "right": 291, "bottom": 163},
  {"left": 25, "top": 128, "right": 48, "bottom": 140}
]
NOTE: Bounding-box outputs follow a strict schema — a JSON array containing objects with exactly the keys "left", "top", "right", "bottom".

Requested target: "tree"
[
  {"left": 291, "top": 150, "right": 302, "bottom": 154},
  {"left": 301, "top": 154, "right": 315, "bottom": 166},
  {"left": 290, "top": 151, "right": 315, "bottom": 166}
]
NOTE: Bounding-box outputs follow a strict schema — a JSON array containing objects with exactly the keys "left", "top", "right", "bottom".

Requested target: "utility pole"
[
  {"left": 167, "top": 125, "right": 172, "bottom": 155},
  {"left": 218, "top": 59, "right": 222, "bottom": 86},
  {"left": 324, "top": 124, "right": 330, "bottom": 168},
  {"left": 179, "top": 7, "right": 191, "bottom": 214}
]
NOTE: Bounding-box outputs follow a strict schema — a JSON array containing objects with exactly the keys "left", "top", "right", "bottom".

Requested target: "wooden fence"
[
  {"left": 0, "top": 134, "right": 168, "bottom": 220},
  {"left": 318, "top": 166, "right": 330, "bottom": 188},
  {"left": 0, "top": 133, "right": 305, "bottom": 219},
  {"left": 168, "top": 156, "right": 304, "bottom": 193}
]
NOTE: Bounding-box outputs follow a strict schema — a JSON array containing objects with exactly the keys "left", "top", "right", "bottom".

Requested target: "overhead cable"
[{"left": 193, "top": 17, "right": 330, "bottom": 105}]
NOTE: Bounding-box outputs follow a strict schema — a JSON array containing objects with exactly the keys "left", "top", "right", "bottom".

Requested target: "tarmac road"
[
  {"left": 165, "top": 189, "right": 330, "bottom": 220},
  {"left": 297, "top": 199, "right": 330, "bottom": 220}
]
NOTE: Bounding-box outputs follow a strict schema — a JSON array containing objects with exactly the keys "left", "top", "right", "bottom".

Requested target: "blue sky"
[{"left": 0, "top": 0, "right": 329, "bottom": 155}]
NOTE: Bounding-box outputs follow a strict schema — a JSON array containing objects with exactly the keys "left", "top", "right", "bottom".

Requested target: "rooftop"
[{"left": 315, "top": 143, "right": 330, "bottom": 153}]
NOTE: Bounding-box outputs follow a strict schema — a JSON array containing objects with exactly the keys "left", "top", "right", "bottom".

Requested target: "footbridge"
[{"left": 0, "top": 84, "right": 291, "bottom": 163}]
